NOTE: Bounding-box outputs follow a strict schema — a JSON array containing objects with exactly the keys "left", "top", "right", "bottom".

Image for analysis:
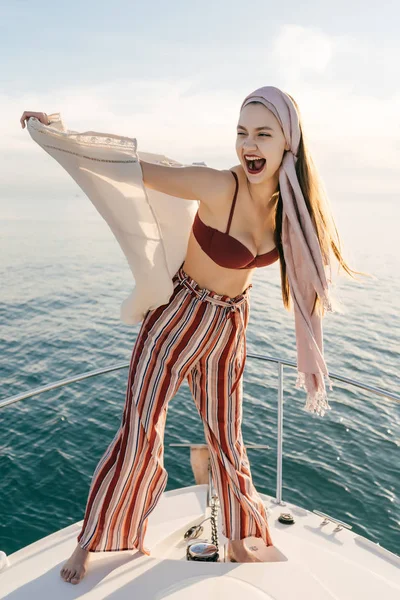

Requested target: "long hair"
[{"left": 247, "top": 98, "right": 371, "bottom": 317}]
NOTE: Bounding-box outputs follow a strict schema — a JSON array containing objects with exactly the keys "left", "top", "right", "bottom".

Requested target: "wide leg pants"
[{"left": 76, "top": 262, "right": 274, "bottom": 555}]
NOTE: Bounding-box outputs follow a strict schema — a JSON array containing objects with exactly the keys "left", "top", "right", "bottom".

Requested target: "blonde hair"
[{"left": 247, "top": 97, "right": 372, "bottom": 317}]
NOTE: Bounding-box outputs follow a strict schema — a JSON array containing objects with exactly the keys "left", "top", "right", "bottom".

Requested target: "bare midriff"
[
  {"left": 181, "top": 165, "right": 277, "bottom": 298},
  {"left": 182, "top": 233, "right": 254, "bottom": 297}
]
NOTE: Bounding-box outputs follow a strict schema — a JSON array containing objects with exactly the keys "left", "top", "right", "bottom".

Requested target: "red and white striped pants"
[{"left": 76, "top": 262, "right": 274, "bottom": 554}]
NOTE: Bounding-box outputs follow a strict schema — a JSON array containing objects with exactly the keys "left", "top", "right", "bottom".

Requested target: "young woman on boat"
[{"left": 20, "top": 85, "right": 361, "bottom": 584}]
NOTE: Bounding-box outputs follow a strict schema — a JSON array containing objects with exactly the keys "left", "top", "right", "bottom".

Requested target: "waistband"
[
  {"left": 174, "top": 263, "right": 252, "bottom": 309},
  {"left": 174, "top": 263, "right": 251, "bottom": 396}
]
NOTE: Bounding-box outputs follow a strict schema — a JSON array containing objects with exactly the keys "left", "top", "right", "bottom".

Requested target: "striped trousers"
[{"left": 76, "top": 262, "right": 274, "bottom": 555}]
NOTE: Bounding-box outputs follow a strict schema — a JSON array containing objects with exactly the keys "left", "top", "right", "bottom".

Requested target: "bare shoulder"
[{"left": 198, "top": 164, "right": 242, "bottom": 212}]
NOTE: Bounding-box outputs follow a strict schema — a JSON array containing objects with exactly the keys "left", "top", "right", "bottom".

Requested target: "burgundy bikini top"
[{"left": 192, "top": 170, "right": 280, "bottom": 269}]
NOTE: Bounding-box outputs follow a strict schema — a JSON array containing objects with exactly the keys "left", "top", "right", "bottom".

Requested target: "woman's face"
[{"left": 235, "top": 102, "right": 289, "bottom": 183}]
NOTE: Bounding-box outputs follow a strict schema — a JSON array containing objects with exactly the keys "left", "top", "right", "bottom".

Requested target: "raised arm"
[{"left": 139, "top": 161, "right": 231, "bottom": 206}]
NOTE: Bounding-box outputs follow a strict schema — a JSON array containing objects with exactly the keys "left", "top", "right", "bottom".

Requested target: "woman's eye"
[{"left": 236, "top": 132, "right": 271, "bottom": 137}]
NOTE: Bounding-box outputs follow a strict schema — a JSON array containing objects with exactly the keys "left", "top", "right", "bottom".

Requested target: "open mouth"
[{"left": 244, "top": 157, "right": 266, "bottom": 174}]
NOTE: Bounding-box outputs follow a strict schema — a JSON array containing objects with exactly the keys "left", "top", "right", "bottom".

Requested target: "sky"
[{"left": 1, "top": 0, "right": 399, "bottom": 203}]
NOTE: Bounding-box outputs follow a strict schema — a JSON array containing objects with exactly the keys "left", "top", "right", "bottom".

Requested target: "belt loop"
[
  {"left": 179, "top": 275, "right": 198, "bottom": 298},
  {"left": 199, "top": 289, "right": 209, "bottom": 301},
  {"left": 179, "top": 273, "right": 189, "bottom": 289}
]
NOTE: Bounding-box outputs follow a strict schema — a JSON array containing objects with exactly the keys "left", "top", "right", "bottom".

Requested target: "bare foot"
[
  {"left": 227, "top": 539, "right": 270, "bottom": 563},
  {"left": 60, "top": 543, "right": 90, "bottom": 584}
]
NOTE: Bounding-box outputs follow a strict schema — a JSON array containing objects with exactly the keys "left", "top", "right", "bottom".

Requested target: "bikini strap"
[{"left": 226, "top": 171, "right": 239, "bottom": 234}]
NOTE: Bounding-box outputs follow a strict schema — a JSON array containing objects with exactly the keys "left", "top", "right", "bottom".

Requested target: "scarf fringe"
[
  {"left": 317, "top": 289, "right": 337, "bottom": 319},
  {"left": 295, "top": 371, "right": 334, "bottom": 417},
  {"left": 322, "top": 291, "right": 334, "bottom": 314}
]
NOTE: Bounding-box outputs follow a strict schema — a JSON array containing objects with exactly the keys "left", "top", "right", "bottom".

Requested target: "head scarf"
[{"left": 240, "top": 86, "right": 334, "bottom": 416}]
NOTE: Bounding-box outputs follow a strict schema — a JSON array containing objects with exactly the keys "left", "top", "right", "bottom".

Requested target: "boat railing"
[{"left": 1, "top": 351, "right": 399, "bottom": 505}]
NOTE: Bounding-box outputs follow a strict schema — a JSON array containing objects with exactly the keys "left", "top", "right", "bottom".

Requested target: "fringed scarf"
[{"left": 241, "top": 86, "right": 335, "bottom": 416}]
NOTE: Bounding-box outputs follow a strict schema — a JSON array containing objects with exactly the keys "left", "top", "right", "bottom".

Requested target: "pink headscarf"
[{"left": 240, "top": 86, "right": 334, "bottom": 417}]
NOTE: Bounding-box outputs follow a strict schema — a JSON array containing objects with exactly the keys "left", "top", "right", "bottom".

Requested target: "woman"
[{"left": 20, "top": 85, "right": 363, "bottom": 583}]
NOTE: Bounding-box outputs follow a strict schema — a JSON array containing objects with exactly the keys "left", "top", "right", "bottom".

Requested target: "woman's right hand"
[{"left": 20, "top": 111, "right": 49, "bottom": 129}]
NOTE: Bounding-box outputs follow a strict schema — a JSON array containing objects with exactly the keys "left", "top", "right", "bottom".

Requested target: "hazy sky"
[{"left": 2, "top": 0, "right": 399, "bottom": 202}]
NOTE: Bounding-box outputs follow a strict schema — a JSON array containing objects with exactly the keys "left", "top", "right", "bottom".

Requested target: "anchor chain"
[
  {"left": 184, "top": 492, "right": 221, "bottom": 561},
  {"left": 210, "top": 492, "right": 219, "bottom": 551}
]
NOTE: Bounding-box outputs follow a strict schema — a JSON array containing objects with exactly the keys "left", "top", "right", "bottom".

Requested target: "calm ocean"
[{"left": 1, "top": 192, "right": 399, "bottom": 557}]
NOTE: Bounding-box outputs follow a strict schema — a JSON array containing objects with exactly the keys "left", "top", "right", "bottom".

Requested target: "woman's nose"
[{"left": 243, "top": 146, "right": 258, "bottom": 153}]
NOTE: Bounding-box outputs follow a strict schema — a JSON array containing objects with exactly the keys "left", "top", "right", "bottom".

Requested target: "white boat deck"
[{"left": 1, "top": 483, "right": 399, "bottom": 599}]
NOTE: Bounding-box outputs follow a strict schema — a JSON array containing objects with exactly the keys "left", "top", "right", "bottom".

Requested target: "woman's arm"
[{"left": 139, "top": 161, "right": 231, "bottom": 206}]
